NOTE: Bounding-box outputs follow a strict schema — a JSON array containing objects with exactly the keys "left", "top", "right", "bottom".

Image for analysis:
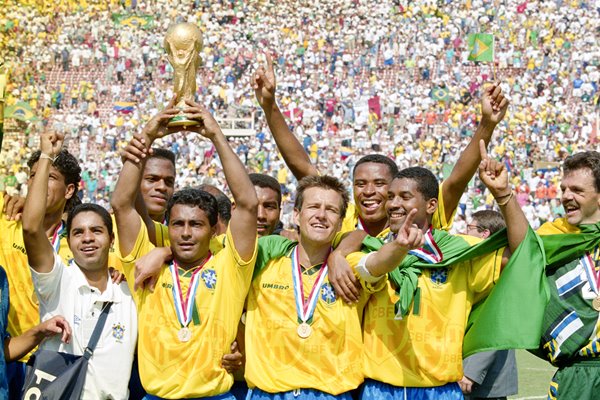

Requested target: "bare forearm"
[
  {"left": 4, "top": 327, "right": 44, "bottom": 362},
  {"left": 263, "top": 102, "right": 318, "bottom": 179},
  {"left": 497, "top": 193, "right": 528, "bottom": 254},
  {"left": 366, "top": 242, "right": 409, "bottom": 277},
  {"left": 22, "top": 159, "right": 51, "bottom": 234},
  {"left": 212, "top": 132, "right": 256, "bottom": 211}
]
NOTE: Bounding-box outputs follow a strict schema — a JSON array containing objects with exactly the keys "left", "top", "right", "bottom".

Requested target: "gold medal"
[
  {"left": 593, "top": 297, "right": 600, "bottom": 312},
  {"left": 178, "top": 327, "right": 192, "bottom": 342},
  {"left": 297, "top": 322, "right": 312, "bottom": 339}
]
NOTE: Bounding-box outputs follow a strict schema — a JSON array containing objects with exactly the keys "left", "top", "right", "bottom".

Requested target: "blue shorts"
[
  {"left": 360, "top": 380, "right": 463, "bottom": 400},
  {"left": 144, "top": 392, "right": 235, "bottom": 400},
  {"left": 247, "top": 387, "right": 353, "bottom": 400},
  {"left": 231, "top": 380, "right": 248, "bottom": 400}
]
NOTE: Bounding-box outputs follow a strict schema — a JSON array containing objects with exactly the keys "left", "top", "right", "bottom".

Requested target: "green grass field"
[{"left": 508, "top": 350, "right": 556, "bottom": 399}]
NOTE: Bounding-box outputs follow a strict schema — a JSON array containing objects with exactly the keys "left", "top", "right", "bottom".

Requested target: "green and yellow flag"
[
  {"left": 431, "top": 86, "right": 450, "bottom": 102},
  {"left": 468, "top": 33, "right": 494, "bottom": 62},
  {"left": 112, "top": 14, "right": 154, "bottom": 29},
  {"left": 4, "top": 101, "right": 39, "bottom": 122}
]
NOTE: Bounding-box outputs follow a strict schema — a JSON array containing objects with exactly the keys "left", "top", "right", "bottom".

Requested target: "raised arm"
[
  {"left": 184, "top": 100, "right": 258, "bottom": 261},
  {"left": 478, "top": 140, "right": 527, "bottom": 254},
  {"left": 111, "top": 98, "right": 179, "bottom": 257},
  {"left": 364, "top": 210, "right": 424, "bottom": 277},
  {"left": 442, "top": 83, "right": 509, "bottom": 222},
  {"left": 22, "top": 132, "right": 65, "bottom": 273},
  {"left": 253, "top": 52, "right": 318, "bottom": 179}
]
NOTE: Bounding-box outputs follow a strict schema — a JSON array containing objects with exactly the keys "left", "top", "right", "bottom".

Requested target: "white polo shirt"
[{"left": 31, "top": 254, "right": 137, "bottom": 400}]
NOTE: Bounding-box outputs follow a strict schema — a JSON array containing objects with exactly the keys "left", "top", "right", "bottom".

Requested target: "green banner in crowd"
[
  {"left": 467, "top": 33, "right": 494, "bottom": 62},
  {"left": 4, "top": 102, "right": 39, "bottom": 122},
  {"left": 112, "top": 14, "right": 154, "bottom": 29},
  {"left": 431, "top": 86, "right": 449, "bottom": 102}
]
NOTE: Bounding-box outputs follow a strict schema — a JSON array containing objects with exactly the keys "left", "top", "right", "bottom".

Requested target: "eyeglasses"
[{"left": 466, "top": 224, "right": 484, "bottom": 232}]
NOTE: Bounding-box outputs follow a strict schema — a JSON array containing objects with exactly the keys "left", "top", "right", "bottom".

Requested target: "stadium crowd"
[{"left": 1, "top": 0, "right": 598, "bottom": 229}]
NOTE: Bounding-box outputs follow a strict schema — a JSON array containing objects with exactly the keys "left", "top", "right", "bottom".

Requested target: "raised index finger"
[
  {"left": 479, "top": 139, "right": 489, "bottom": 161},
  {"left": 402, "top": 208, "right": 418, "bottom": 230},
  {"left": 265, "top": 51, "right": 274, "bottom": 73}
]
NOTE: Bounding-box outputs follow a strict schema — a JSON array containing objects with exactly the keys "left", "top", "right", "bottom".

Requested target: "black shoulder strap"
[{"left": 83, "top": 302, "right": 113, "bottom": 360}]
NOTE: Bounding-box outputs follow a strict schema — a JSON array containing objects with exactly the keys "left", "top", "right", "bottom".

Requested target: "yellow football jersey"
[
  {"left": 245, "top": 247, "right": 384, "bottom": 394},
  {"left": 119, "top": 219, "right": 256, "bottom": 398},
  {"left": 362, "top": 235, "right": 503, "bottom": 387},
  {"left": 0, "top": 196, "right": 73, "bottom": 361},
  {"left": 340, "top": 183, "right": 455, "bottom": 238}
]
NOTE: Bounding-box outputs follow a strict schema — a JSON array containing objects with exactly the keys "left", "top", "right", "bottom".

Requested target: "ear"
[
  {"left": 482, "top": 229, "right": 491, "bottom": 239},
  {"left": 65, "top": 183, "right": 76, "bottom": 200},
  {"left": 425, "top": 197, "right": 438, "bottom": 217}
]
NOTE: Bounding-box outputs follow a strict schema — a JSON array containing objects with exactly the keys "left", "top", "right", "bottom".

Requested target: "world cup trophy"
[{"left": 164, "top": 22, "right": 203, "bottom": 127}]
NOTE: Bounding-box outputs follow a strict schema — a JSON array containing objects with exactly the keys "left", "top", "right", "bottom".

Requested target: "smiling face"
[
  {"left": 68, "top": 211, "right": 112, "bottom": 272},
  {"left": 168, "top": 204, "right": 215, "bottom": 269},
  {"left": 294, "top": 187, "right": 344, "bottom": 247},
  {"left": 353, "top": 162, "right": 393, "bottom": 225},
  {"left": 561, "top": 168, "right": 600, "bottom": 226},
  {"left": 386, "top": 177, "right": 438, "bottom": 234},
  {"left": 140, "top": 157, "right": 176, "bottom": 221}
]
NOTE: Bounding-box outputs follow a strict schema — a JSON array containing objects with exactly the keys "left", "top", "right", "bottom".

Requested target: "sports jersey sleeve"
[
  {"left": 118, "top": 216, "right": 155, "bottom": 300},
  {"left": 468, "top": 247, "right": 504, "bottom": 304},
  {"left": 346, "top": 251, "right": 387, "bottom": 294},
  {"left": 432, "top": 182, "right": 456, "bottom": 231},
  {"left": 30, "top": 253, "right": 65, "bottom": 309}
]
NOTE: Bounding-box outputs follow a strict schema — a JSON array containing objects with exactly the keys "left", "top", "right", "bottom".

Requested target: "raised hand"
[
  {"left": 395, "top": 209, "right": 424, "bottom": 251},
  {"left": 481, "top": 82, "right": 509, "bottom": 125},
  {"left": 121, "top": 133, "right": 151, "bottom": 164},
  {"left": 182, "top": 99, "right": 223, "bottom": 140},
  {"left": 40, "top": 130, "right": 64, "bottom": 158},
  {"left": 252, "top": 52, "right": 276, "bottom": 108},
  {"left": 141, "top": 95, "right": 181, "bottom": 141},
  {"left": 478, "top": 139, "right": 510, "bottom": 198}
]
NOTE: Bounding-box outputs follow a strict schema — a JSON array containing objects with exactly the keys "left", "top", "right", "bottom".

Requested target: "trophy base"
[{"left": 168, "top": 115, "right": 200, "bottom": 128}]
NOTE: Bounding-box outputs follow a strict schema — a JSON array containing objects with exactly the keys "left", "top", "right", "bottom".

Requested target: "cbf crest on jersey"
[
  {"left": 112, "top": 323, "right": 125, "bottom": 341},
  {"left": 201, "top": 269, "right": 217, "bottom": 290},
  {"left": 320, "top": 283, "right": 337, "bottom": 305},
  {"left": 430, "top": 268, "right": 448, "bottom": 285}
]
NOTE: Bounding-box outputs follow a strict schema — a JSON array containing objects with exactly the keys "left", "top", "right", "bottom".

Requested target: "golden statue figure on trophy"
[{"left": 164, "top": 22, "right": 203, "bottom": 127}]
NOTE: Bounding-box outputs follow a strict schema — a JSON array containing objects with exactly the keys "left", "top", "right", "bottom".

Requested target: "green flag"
[
  {"left": 112, "top": 14, "right": 154, "bottom": 29},
  {"left": 468, "top": 33, "right": 494, "bottom": 62},
  {"left": 4, "top": 101, "right": 39, "bottom": 122},
  {"left": 431, "top": 86, "right": 449, "bottom": 102}
]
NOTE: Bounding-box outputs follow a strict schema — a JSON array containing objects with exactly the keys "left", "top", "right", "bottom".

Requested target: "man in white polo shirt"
[{"left": 22, "top": 131, "right": 137, "bottom": 399}]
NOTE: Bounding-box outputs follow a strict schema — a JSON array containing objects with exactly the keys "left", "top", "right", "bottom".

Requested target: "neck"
[
  {"left": 297, "top": 240, "right": 331, "bottom": 269},
  {"left": 82, "top": 268, "right": 109, "bottom": 293},
  {"left": 43, "top": 212, "right": 64, "bottom": 238},
  {"left": 362, "top": 217, "right": 388, "bottom": 236},
  {"left": 175, "top": 250, "right": 210, "bottom": 271},
  {"left": 150, "top": 212, "right": 165, "bottom": 223}
]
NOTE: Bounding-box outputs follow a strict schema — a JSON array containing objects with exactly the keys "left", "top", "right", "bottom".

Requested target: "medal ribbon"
[
  {"left": 169, "top": 253, "right": 212, "bottom": 328},
  {"left": 51, "top": 222, "right": 65, "bottom": 254},
  {"left": 408, "top": 225, "right": 443, "bottom": 264},
  {"left": 582, "top": 252, "right": 600, "bottom": 295},
  {"left": 291, "top": 246, "right": 329, "bottom": 325}
]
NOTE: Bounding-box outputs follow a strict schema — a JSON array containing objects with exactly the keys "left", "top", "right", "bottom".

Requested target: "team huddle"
[{"left": 1, "top": 57, "right": 600, "bottom": 400}]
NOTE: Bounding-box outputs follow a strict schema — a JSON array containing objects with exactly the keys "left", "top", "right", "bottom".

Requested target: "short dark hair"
[
  {"left": 563, "top": 151, "right": 600, "bottom": 192},
  {"left": 166, "top": 188, "right": 218, "bottom": 226},
  {"left": 148, "top": 148, "right": 176, "bottom": 170},
  {"left": 28, "top": 149, "right": 82, "bottom": 203},
  {"left": 395, "top": 167, "right": 439, "bottom": 201},
  {"left": 197, "top": 184, "right": 232, "bottom": 224},
  {"left": 471, "top": 210, "right": 506, "bottom": 234},
  {"left": 352, "top": 154, "right": 398, "bottom": 178},
  {"left": 249, "top": 173, "right": 282, "bottom": 207},
  {"left": 66, "top": 203, "right": 113, "bottom": 238},
  {"left": 294, "top": 175, "right": 349, "bottom": 217}
]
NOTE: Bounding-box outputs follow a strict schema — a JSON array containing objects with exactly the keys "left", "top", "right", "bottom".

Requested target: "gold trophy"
[{"left": 164, "top": 22, "right": 203, "bottom": 127}]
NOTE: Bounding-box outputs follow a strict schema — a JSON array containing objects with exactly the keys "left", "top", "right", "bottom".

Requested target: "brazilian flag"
[
  {"left": 4, "top": 101, "right": 39, "bottom": 122},
  {"left": 431, "top": 86, "right": 450, "bottom": 102},
  {"left": 112, "top": 14, "right": 154, "bottom": 29},
  {"left": 467, "top": 33, "right": 494, "bottom": 62}
]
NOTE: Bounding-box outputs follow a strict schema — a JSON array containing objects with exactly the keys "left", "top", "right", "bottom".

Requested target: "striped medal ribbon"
[
  {"left": 291, "top": 246, "right": 329, "bottom": 339},
  {"left": 408, "top": 225, "right": 443, "bottom": 264},
  {"left": 169, "top": 253, "right": 212, "bottom": 342}
]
